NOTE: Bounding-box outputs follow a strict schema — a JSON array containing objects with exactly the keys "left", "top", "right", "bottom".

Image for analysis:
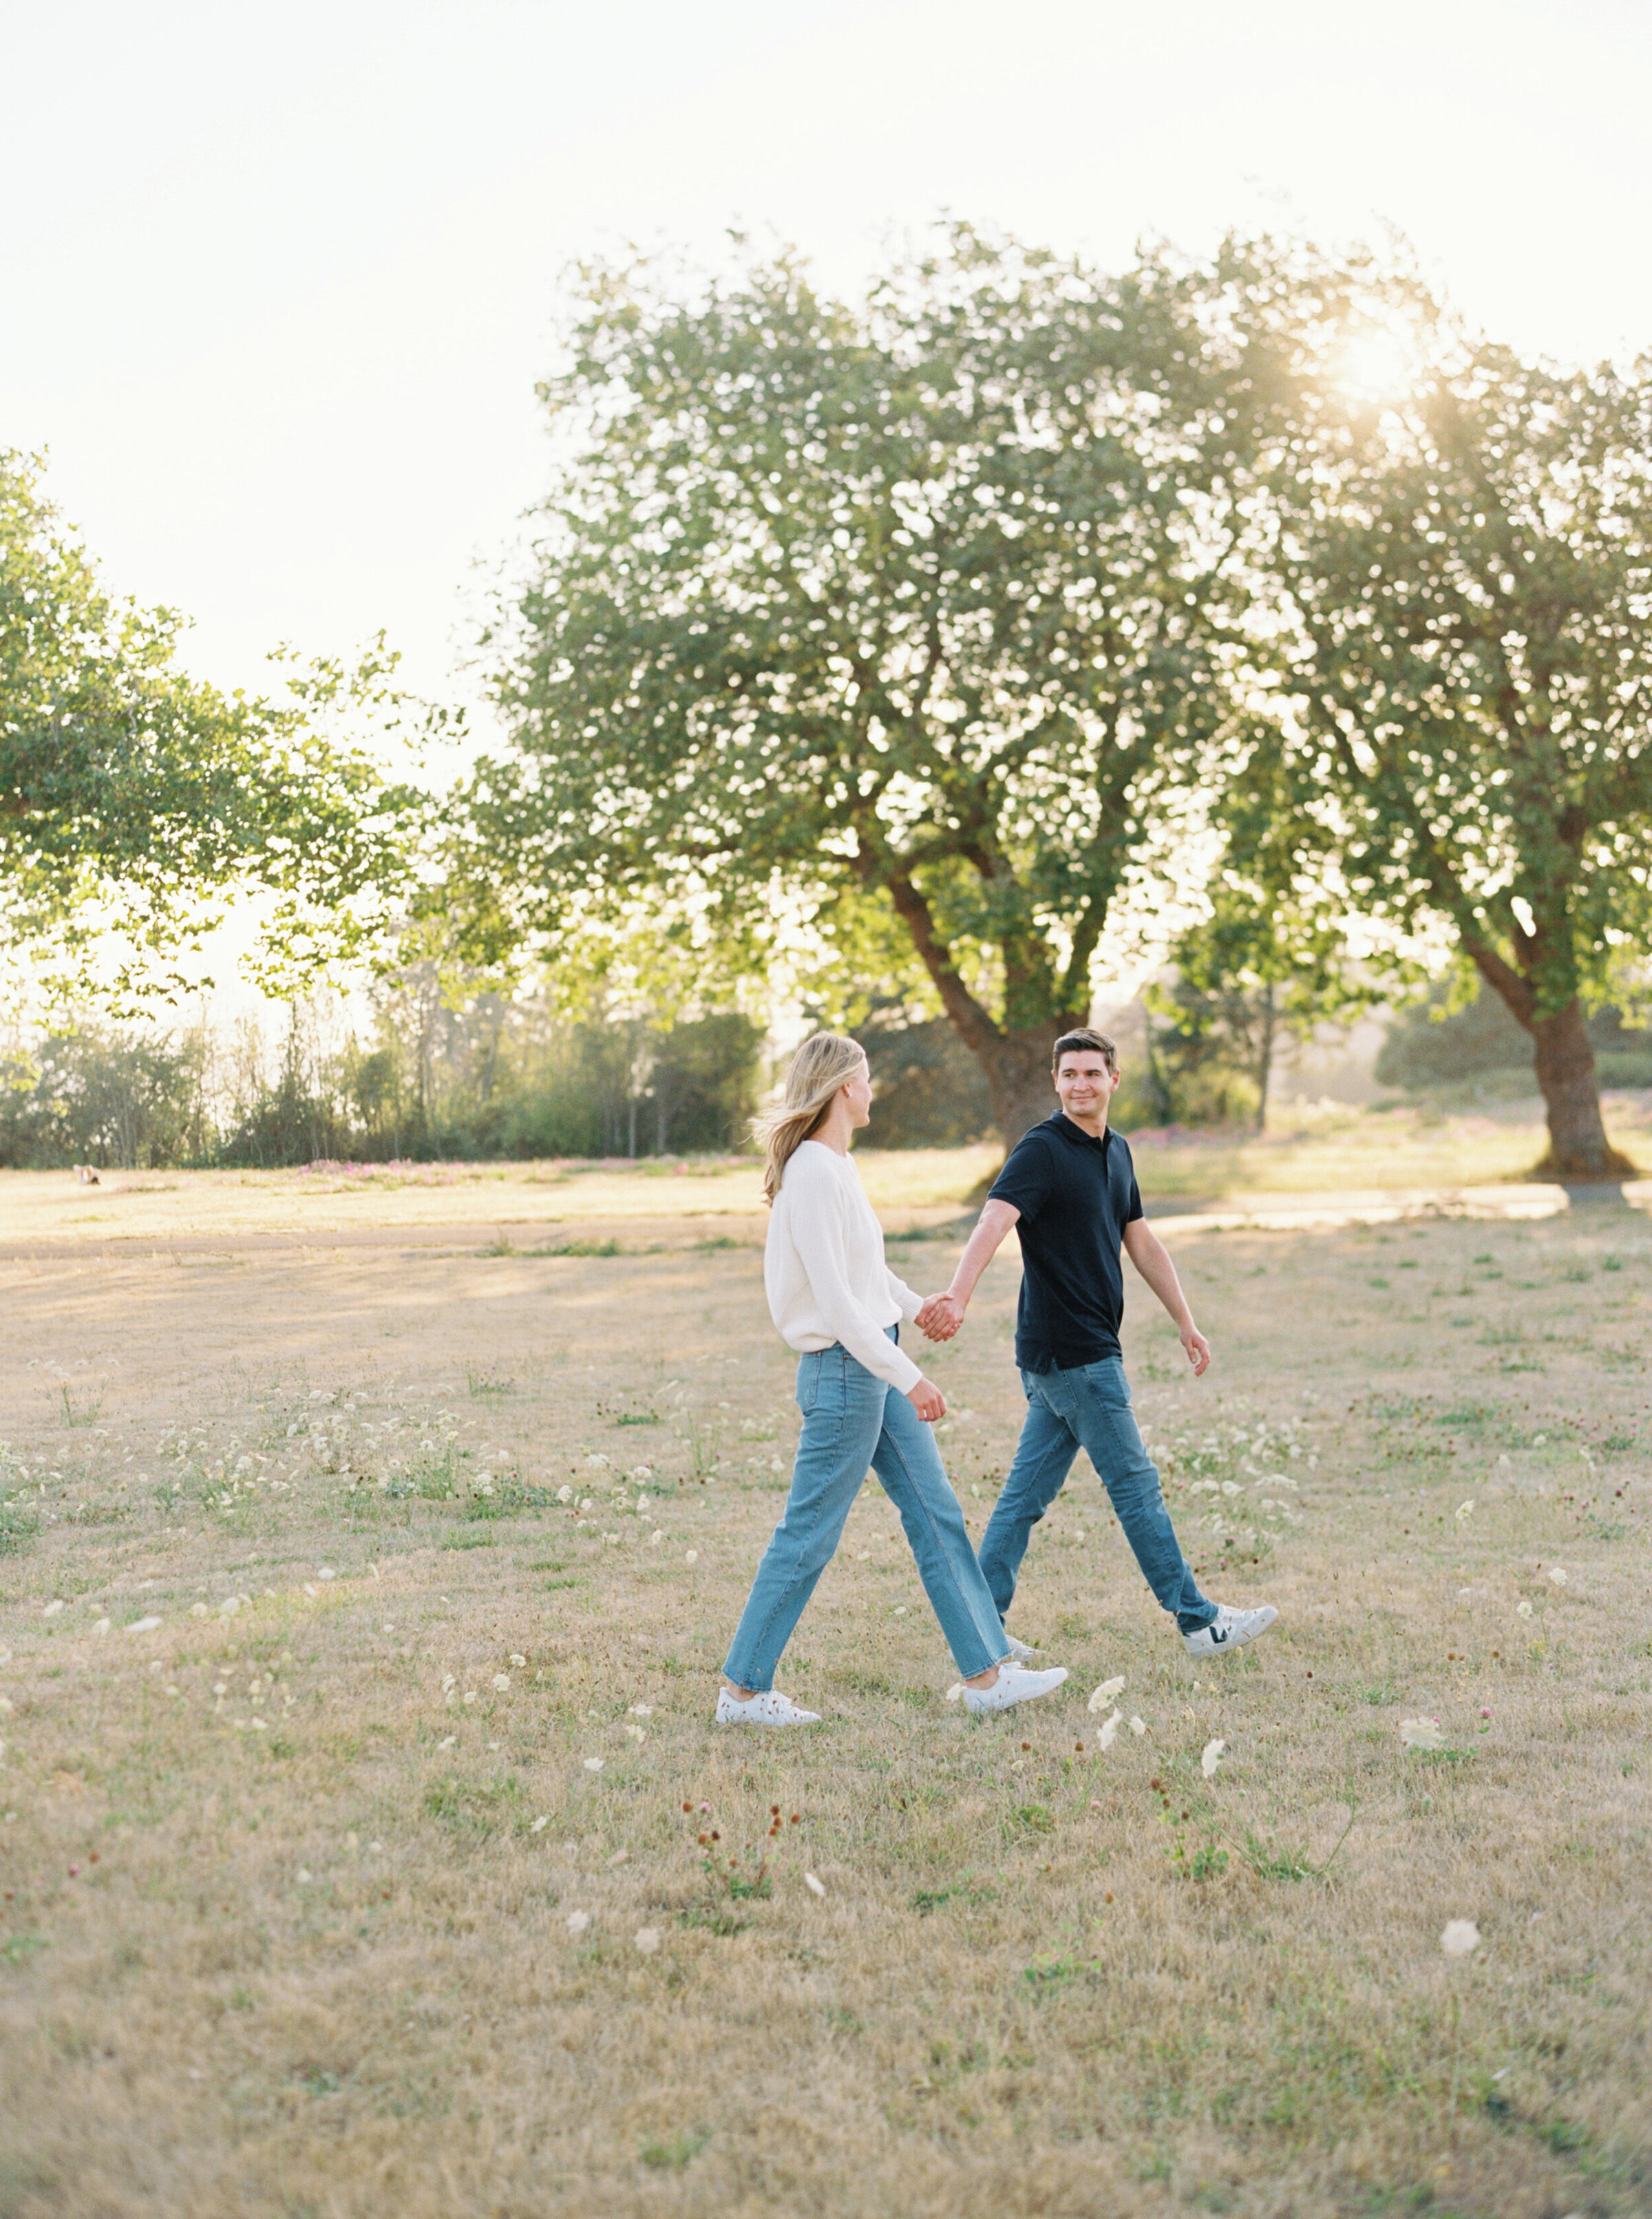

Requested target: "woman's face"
[{"left": 841, "top": 1057, "right": 873, "bottom": 1130}]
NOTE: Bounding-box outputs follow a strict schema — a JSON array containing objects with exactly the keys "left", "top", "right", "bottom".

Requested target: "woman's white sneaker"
[
  {"left": 962, "top": 1663, "right": 1068, "bottom": 1716},
  {"left": 714, "top": 1688, "right": 821, "bottom": 1726},
  {"left": 1183, "top": 1603, "right": 1278, "bottom": 1658}
]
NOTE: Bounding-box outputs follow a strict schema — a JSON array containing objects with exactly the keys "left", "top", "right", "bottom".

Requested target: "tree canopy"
[
  {"left": 1207, "top": 245, "right": 1652, "bottom": 1175},
  {"left": 452, "top": 229, "right": 1651, "bottom": 1174},
  {"left": 465, "top": 230, "right": 1257, "bottom": 1142},
  {"left": 1, "top": 451, "right": 421, "bottom": 1004}
]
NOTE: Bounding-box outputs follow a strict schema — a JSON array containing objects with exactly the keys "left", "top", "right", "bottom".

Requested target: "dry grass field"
[{"left": 1, "top": 1143, "right": 1649, "bottom": 2218}]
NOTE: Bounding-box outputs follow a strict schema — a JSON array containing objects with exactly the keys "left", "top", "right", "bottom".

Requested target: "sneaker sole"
[
  {"left": 714, "top": 1712, "right": 821, "bottom": 1727},
  {"left": 964, "top": 1672, "right": 1069, "bottom": 1717}
]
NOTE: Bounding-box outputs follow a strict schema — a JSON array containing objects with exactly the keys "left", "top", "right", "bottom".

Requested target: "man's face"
[{"left": 1055, "top": 1052, "right": 1121, "bottom": 1123}]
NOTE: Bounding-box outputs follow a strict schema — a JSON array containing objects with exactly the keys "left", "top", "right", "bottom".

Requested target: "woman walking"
[{"left": 717, "top": 1033, "right": 1068, "bottom": 1725}]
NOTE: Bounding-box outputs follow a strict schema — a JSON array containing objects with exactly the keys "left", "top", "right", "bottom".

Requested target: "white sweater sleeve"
[
  {"left": 885, "top": 1266, "right": 924, "bottom": 1320},
  {"left": 785, "top": 1156, "right": 922, "bottom": 1392}
]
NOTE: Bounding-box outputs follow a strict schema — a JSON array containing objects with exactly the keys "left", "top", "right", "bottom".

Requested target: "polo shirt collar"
[{"left": 1050, "top": 1111, "right": 1112, "bottom": 1153}]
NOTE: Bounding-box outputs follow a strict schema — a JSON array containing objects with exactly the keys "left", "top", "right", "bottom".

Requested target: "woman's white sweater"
[{"left": 764, "top": 1140, "right": 924, "bottom": 1392}]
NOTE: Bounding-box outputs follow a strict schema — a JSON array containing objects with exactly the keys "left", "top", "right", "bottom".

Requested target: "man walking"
[{"left": 917, "top": 1028, "right": 1277, "bottom": 1660}]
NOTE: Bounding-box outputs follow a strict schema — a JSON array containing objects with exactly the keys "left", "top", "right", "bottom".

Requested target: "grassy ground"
[{"left": 0, "top": 1161, "right": 1649, "bottom": 2216}]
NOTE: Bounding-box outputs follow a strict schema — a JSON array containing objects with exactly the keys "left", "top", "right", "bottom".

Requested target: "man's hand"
[
  {"left": 915, "top": 1292, "right": 966, "bottom": 1342},
  {"left": 906, "top": 1375, "right": 947, "bottom": 1423},
  {"left": 1180, "top": 1324, "right": 1212, "bottom": 1377}
]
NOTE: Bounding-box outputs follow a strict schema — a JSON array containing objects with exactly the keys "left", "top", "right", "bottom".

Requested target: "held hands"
[
  {"left": 905, "top": 1375, "right": 947, "bottom": 1423},
  {"left": 915, "top": 1291, "right": 966, "bottom": 1343}
]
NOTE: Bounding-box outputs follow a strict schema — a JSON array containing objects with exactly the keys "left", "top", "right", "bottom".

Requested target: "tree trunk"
[
  {"left": 1530, "top": 997, "right": 1635, "bottom": 1180},
  {"left": 1253, "top": 983, "right": 1275, "bottom": 1135},
  {"left": 971, "top": 1025, "right": 1072, "bottom": 1152}
]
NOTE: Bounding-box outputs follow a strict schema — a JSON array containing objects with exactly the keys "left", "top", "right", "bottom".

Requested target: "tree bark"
[
  {"left": 970, "top": 1026, "right": 1072, "bottom": 1152},
  {"left": 1469, "top": 946, "right": 1634, "bottom": 1180},
  {"left": 1529, "top": 998, "right": 1635, "bottom": 1180},
  {"left": 1253, "top": 983, "right": 1276, "bottom": 1136},
  {"left": 880, "top": 868, "right": 1081, "bottom": 1150}
]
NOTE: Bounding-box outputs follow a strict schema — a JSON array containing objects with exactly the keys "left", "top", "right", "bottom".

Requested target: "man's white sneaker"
[
  {"left": 714, "top": 1688, "right": 821, "bottom": 1726},
  {"left": 962, "top": 1663, "right": 1068, "bottom": 1717},
  {"left": 1183, "top": 1603, "right": 1278, "bottom": 1659},
  {"left": 1002, "top": 1633, "right": 1042, "bottom": 1664}
]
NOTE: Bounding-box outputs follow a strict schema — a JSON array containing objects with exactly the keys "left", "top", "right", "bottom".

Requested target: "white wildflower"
[
  {"left": 1086, "top": 1676, "right": 1126, "bottom": 1714},
  {"left": 566, "top": 1909, "right": 591, "bottom": 1936},
  {"left": 630, "top": 1466, "right": 652, "bottom": 1481},
  {"left": 585, "top": 1454, "right": 611, "bottom": 1469},
  {"left": 634, "top": 1926, "right": 661, "bottom": 1955},
  {"left": 493, "top": 1673, "right": 511, "bottom": 1692},
  {"left": 685, "top": 1550, "right": 698, "bottom": 1565},
  {"left": 582, "top": 1756, "right": 604, "bottom": 1772},
  {"left": 628, "top": 1704, "right": 653, "bottom": 1718},
  {"left": 441, "top": 1673, "right": 456, "bottom": 1694},
  {"left": 804, "top": 1871, "right": 827, "bottom": 1897},
  {"left": 509, "top": 1654, "right": 526, "bottom": 1669},
  {"left": 125, "top": 1616, "right": 162, "bottom": 1635},
  {"left": 219, "top": 1597, "right": 240, "bottom": 1617},
  {"left": 608, "top": 1847, "right": 630, "bottom": 1867},
  {"left": 945, "top": 1682, "right": 963, "bottom": 1702},
  {"left": 1455, "top": 1500, "right": 1474, "bottom": 1522},
  {"left": 1441, "top": 1919, "right": 1481, "bottom": 1958},
  {"left": 557, "top": 1484, "right": 573, "bottom": 1504},
  {"left": 1129, "top": 1715, "right": 1147, "bottom": 1737},
  {"left": 43, "top": 1600, "right": 64, "bottom": 1617},
  {"left": 1201, "top": 1738, "right": 1226, "bottom": 1779},
  {"left": 436, "top": 1735, "right": 456, "bottom": 1750},
  {"left": 463, "top": 1690, "right": 477, "bottom": 1706},
  {"left": 1516, "top": 1600, "right": 1534, "bottom": 1617},
  {"left": 531, "top": 1816, "right": 549, "bottom": 1833},
  {"left": 1400, "top": 1717, "right": 1445, "bottom": 1751},
  {"left": 1547, "top": 1566, "right": 1569, "bottom": 1587},
  {"left": 1099, "top": 1710, "right": 1123, "bottom": 1749},
  {"left": 93, "top": 1619, "right": 110, "bottom": 1637}
]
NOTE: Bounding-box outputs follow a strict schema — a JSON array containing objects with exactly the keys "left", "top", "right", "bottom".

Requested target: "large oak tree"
[{"left": 467, "top": 232, "right": 1253, "bottom": 1143}]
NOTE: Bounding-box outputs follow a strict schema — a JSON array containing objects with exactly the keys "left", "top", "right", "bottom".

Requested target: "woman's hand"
[
  {"left": 906, "top": 1375, "right": 947, "bottom": 1423},
  {"left": 915, "top": 1291, "right": 966, "bottom": 1341}
]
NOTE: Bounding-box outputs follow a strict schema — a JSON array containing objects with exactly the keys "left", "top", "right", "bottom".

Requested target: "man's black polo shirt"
[{"left": 987, "top": 1112, "right": 1144, "bottom": 1373}]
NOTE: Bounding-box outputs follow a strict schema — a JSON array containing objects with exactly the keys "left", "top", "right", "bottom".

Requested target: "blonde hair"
[{"left": 754, "top": 1032, "right": 867, "bottom": 1204}]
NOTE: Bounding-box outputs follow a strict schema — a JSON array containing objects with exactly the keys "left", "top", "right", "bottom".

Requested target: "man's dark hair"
[{"left": 1051, "top": 1026, "right": 1119, "bottom": 1075}]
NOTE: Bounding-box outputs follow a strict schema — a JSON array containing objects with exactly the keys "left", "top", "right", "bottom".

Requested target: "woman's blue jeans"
[
  {"left": 977, "top": 1356, "right": 1216, "bottom": 1635},
  {"left": 723, "top": 1333, "right": 1010, "bottom": 1691}
]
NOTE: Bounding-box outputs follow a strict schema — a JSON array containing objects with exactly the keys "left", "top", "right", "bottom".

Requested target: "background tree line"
[
  {"left": 9, "top": 975, "right": 1647, "bottom": 1170},
  {"left": 0, "top": 985, "right": 764, "bottom": 1170}
]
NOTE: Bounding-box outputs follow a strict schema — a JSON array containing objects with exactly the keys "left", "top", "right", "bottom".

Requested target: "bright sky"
[{"left": 6, "top": 0, "right": 1650, "bottom": 749}]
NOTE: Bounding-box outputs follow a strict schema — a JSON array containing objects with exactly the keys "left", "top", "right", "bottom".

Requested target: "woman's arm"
[{"left": 785, "top": 1156, "right": 926, "bottom": 1393}]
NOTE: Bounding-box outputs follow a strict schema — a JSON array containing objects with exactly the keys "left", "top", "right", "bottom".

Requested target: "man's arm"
[
  {"left": 1121, "top": 1218, "right": 1211, "bottom": 1376},
  {"left": 915, "top": 1199, "right": 1021, "bottom": 1341}
]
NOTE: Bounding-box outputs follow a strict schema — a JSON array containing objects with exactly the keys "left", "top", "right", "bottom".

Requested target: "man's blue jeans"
[
  {"left": 723, "top": 1333, "right": 1010, "bottom": 1692},
  {"left": 977, "top": 1356, "right": 1216, "bottom": 1635}
]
